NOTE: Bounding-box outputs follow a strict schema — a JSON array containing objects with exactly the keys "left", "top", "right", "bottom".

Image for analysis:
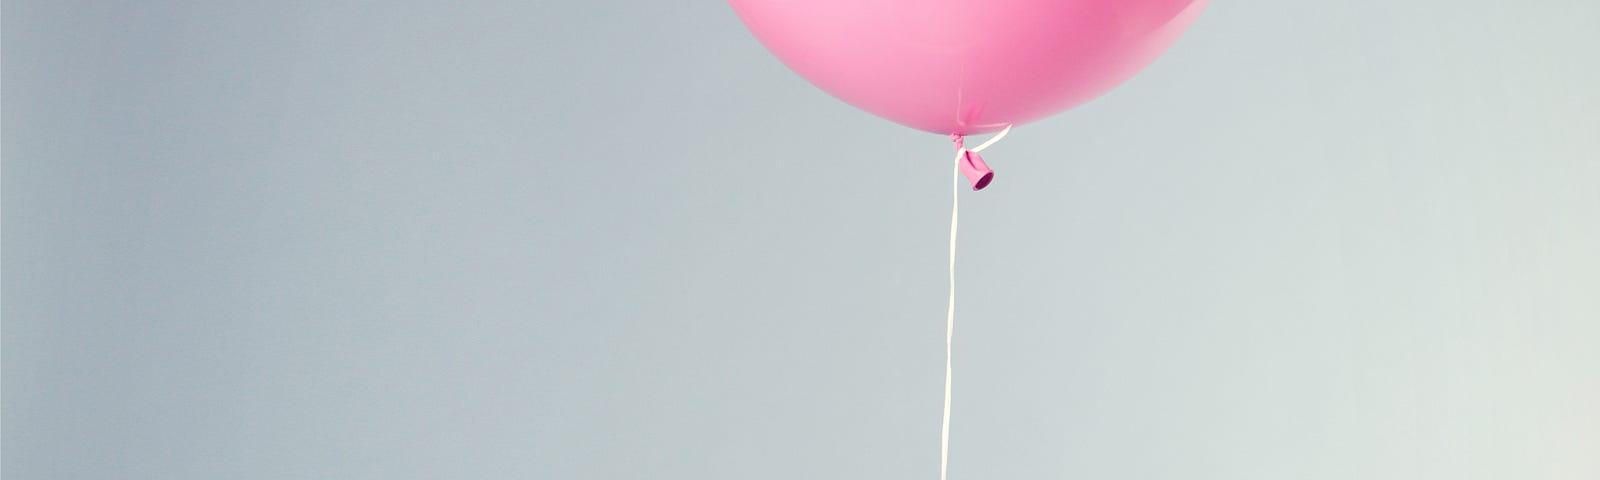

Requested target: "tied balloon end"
[
  {"left": 960, "top": 151, "right": 993, "bottom": 191},
  {"left": 950, "top": 125, "right": 1010, "bottom": 191}
]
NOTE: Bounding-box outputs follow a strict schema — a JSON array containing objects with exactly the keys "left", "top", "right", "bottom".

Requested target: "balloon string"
[
  {"left": 941, "top": 136, "right": 959, "bottom": 480},
  {"left": 948, "top": 124, "right": 1013, "bottom": 164},
  {"left": 971, "top": 125, "right": 1012, "bottom": 153},
  {"left": 940, "top": 125, "right": 1007, "bottom": 480}
]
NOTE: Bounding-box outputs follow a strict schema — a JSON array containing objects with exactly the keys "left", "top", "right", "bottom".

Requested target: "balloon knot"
[{"left": 950, "top": 133, "right": 965, "bottom": 151}]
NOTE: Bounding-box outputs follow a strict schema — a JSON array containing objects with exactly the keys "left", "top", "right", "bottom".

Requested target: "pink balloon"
[{"left": 729, "top": 0, "right": 1208, "bottom": 135}]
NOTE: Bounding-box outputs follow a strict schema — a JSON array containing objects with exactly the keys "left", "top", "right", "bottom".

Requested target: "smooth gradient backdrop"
[{"left": 5, "top": 1, "right": 1599, "bottom": 479}]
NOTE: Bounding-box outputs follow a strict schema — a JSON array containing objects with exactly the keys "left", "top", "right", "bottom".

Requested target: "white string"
[
  {"left": 948, "top": 124, "right": 1013, "bottom": 165},
  {"left": 941, "top": 142, "right": 959, "bottom": 480},
  {"left": 970, "top": 124, "right": 1012, "bottom": 153},
  {"left": 940, "top": 124, "right": 1009, "bottom": 480}
]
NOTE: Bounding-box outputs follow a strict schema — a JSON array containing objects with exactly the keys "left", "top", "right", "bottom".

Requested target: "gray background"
[{"left": 5, "top": 1, "right": 1599, "bottom": 479}]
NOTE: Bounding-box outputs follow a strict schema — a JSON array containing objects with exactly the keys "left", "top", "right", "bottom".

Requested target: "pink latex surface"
[{"left": 728, "top": 0, "right": 1208, "bottom": 135}]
